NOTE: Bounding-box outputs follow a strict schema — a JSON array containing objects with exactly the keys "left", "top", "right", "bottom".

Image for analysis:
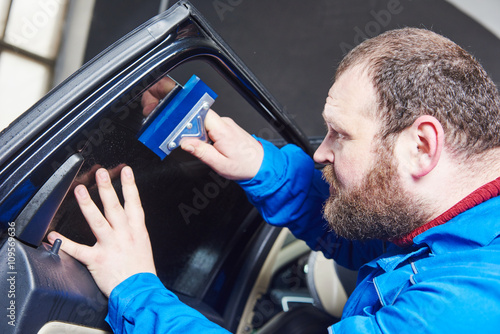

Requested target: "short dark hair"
[{"left": 336, "top": 28, "right": 500, "bottom": 157}]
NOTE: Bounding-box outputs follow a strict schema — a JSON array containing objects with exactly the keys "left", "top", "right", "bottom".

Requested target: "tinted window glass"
[{"left": 48, "top": 65, "right": 273, "bottom": 300}]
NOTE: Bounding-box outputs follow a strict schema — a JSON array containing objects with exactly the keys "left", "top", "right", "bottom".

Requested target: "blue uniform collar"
[
  {"left": 370, "top": 181, "right": 500, "bottom": 273},
  {"left": 393, "top": 176, "right": 500, "bottom": 248},
  {"left": 413, "top": 195, "right": 500, "bottom": 254}
]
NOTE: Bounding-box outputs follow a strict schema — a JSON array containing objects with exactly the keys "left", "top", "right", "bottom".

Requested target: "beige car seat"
[{"left": 306, "top": 251, "right": 358, "bottom": 318}]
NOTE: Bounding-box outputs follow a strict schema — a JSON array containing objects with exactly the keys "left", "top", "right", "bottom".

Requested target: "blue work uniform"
[{"left": 106, "top": 139, "right": 500, "bottom": 333}]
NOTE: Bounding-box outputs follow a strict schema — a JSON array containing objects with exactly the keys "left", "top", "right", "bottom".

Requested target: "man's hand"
[
  {"left": 141, "top": 77, "right": 177, "bottom": 116},
  {"left": 141, "top": 76, "right": 264, "bottom": 181},
  {"left": 47, "top": 166, "right": 156, "bottom": 297},
  {"left": 180, "top": 110, "right": 264, "bottom": 181}
]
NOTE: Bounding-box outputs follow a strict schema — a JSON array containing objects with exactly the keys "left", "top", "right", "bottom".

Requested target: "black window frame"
[
  {"left": 0, "top": 0, "right": 312, "bottom": 236},
  {"left": 0, "top": 2, "right": 311, "bottom": 332}
]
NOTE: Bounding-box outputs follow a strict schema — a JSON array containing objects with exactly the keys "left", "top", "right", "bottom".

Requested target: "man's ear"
[{"left": 407, "top": 115, "right": 444, "bottom": 178}]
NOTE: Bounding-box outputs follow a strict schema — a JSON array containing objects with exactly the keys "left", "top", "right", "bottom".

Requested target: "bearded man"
[{"left": 50, "top": 28, "right": 500, "bottom": 333}]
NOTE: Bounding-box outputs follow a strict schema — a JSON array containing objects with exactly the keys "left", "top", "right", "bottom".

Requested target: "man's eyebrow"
[
  {"left": 322, "top": 109, "right": 349, "bottom": 133},
  {"left": 322, "top": 109, "right": 337, "bottom": 124},
  {"left": 321, "top": 110, "right": 328, "bottom": 120}
]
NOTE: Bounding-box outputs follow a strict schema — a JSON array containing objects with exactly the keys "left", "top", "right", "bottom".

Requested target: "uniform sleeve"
[
  {"left": 237, "top": 138, "right": 385, "bottom": 270},
  {"left": 106, "top": 273, "right": 231, "bottom": 334}
]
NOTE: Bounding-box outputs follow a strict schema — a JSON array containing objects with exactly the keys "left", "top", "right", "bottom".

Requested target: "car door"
[{"left": 0, "top": 1, "right": 313, "bottom": 333}]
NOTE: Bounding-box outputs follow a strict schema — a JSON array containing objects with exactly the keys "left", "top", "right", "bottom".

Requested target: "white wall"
[{"left": 446, "top": 0, "right": 500, "bottom": 39}]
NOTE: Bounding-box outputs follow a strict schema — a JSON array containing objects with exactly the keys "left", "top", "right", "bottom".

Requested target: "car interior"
[
  {"left": 0, "top": 2, "right": 356, "bottom": 333},
  {"left": 2, "top": 1, "right": 500, "bottom": 333}
]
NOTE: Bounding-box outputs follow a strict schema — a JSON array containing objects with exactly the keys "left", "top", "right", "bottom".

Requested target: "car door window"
[
  {"left": 48, "top": 70, "right": 260, "bottom": 300},
  {"left": 0, "top": 3, "right": 310, "bottom": 332}
]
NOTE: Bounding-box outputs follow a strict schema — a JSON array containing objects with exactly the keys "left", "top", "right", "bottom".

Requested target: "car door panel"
[
  {"left": 0, "top": 237, "right": 108, "bottom": 332},
  {"left": 0, "top": 2, "right": 311, "bottom": 333}
]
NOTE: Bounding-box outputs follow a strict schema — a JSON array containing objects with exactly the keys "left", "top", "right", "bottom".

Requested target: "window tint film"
[{"left": 48, "top": 62, "right": 274, "bottom": 301}]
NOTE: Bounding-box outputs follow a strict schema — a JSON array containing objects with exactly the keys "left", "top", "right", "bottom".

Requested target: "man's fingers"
[
  {"left": 47, "top": 231, "right": 92, "bottom": 266},
  {"left": 141, "top": 90, "right": 159, "bottom": 116},
  {"left": 180, "top": 110, "right": 224, "bottom": 157},
  {"left": 181, "top": 109, "right": 264, "bottom": 180},
  {"left": 141, "top": 77, "right": 177, "bottom": 117},
  {"left": 121, "top": 166, "right": 144, "bottom": 224},
  {"left": 74, "top": 184, "right": 112, "bottom": 241},
  {"left": 203, "top": 109, "right": 227, "bottom": 141},
  {"left": 94, "top": 169, "right": 127, "bottom": 227},
  {"left": 181, "top": 138, "right": 229, "bottom": 171},
  {"left": 108, "top": 163, "right": 127, "bottom": 180},
  {"left": 156, "top": 77, "right": 176, "bottom": 96}
]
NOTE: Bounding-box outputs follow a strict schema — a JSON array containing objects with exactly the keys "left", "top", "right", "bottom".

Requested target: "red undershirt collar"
[{"left": 392, "top": 176, "right": 500, "bottom": 248}]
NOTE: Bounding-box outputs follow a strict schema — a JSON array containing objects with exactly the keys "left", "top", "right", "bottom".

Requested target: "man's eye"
[
  {"left": 328, "top": 128, "right": 344, "bottom": 140},
  {"left": 325, "top": 122, "right": 346, "bottom": 141}
]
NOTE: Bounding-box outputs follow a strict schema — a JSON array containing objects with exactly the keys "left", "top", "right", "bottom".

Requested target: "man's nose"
[{"left": 313, "top": 139, "right": 334, "bottom": 165}]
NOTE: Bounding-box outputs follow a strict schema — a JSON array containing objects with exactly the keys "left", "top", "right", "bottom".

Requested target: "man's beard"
[{"left": 322, "top": 144, "right": 431, "bottom": 241}]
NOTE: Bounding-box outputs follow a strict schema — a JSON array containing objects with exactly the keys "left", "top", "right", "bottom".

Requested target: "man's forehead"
[{"left": 326, "top": 66, "right": 377, "bottom": 116}]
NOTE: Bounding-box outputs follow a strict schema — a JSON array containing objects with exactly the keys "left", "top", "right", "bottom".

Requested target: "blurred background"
[{"left": 1, "top": 0, "right": 499, "bottom": 136}]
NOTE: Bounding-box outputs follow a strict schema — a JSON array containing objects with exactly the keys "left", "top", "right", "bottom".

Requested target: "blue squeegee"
[{"left": 138, "top": 75, "right": 217, "bottom": 160}]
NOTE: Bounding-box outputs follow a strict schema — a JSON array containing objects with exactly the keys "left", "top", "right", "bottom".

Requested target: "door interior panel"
[{"left": 0, "top": 2, "right": 309, "bottom": 333}]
